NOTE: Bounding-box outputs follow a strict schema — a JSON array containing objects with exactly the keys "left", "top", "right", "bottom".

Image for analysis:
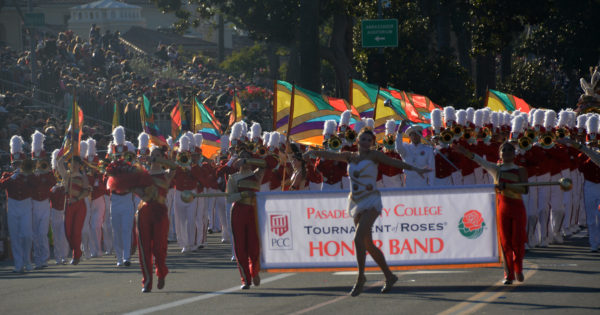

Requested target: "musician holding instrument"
[
  {"left": 454, "top": 142, "right": 528, "bottom": 285},
  {"left": 1, "top": 136, "right": 34, "bottom": 273}
]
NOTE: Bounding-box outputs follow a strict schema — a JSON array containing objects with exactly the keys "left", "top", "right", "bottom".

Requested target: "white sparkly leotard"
[{"left": 347, "top": 159, "right": 382, "bottom": 217}]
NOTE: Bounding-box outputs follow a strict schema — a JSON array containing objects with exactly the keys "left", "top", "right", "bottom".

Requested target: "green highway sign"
[
  {"left": 361, "top": 19, "right": 398, "bottom": 48},
  {"left": 24, "top": 13, "right": 45, "bottom": 27}
]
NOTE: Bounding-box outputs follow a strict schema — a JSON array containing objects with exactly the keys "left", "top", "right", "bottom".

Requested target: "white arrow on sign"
[{"left": 375, "top": 36, "right": 386, "bottom": 42}]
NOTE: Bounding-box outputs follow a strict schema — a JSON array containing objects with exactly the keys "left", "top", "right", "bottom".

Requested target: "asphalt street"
[{"left": 1, "top": 230, "right": 599, "bottom": 315}]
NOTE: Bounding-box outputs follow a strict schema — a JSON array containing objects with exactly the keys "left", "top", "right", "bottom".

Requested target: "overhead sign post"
[
  {"left": 24, "top": 13, "right": 45, "bottom": 28},
  {"left": 361, "top": 19, "right": 398, "bottom": 48}
]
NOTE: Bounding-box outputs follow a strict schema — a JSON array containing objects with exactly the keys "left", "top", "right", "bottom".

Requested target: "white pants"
[
  {"left": 195, "top": 190, "right": 208, "bottom": 248},
  {"left": 81, "top": 198, "right": 93, "bottom": 258},
  {"left": 50, "top": 208, "right": 68, "bottom": 262},
  {"left": 537, "top": 173, "right": 551, "bottom": 243},
  {"left": 549, "top": 173, "right": 566, "bottom": 240},
  {"left": 174, "top": 190, "right": 197, "bottom": 249},
  {"left": 101, "top": 195, "right": 113, "bottom": 253},
  {"left": 405, "top": 172, "right": 429, "bottom": 188},
  {"left": 308, "top": 182, "right": 322, "bottom": 191},
  {"left": 570, "top": 170, "right": 584, "bottom": 228},
  {"left": 451, "top": 171, "right": 463, "bottom": 186},
  {"left": 473, "top": 167, "right": 486, "bottom": 185},
  {"left": 110, "top": 193, "right": 135, "bottom": 263},
  {"left": 213, "top": 193, "right": 229, "bottom": 242},
  {"left": 462, "top": 173, "right": 476, "bottom": 186},
  {"left": 7, "top": 198, "right": 33, "bottom": 271},
  {"left": 526, "top": 175, "right": 539, "bottom": 247},
  {"left": 166, "top": 188, "right": 177, "bottom": 241},
  {"left": 260, "top": 183, "right": 270, "bottom": 192},
  {"left": 88, "top": 197, "right": 106, "bottom": 257},
  {"left": 431, "top": 176, "right": 452, "bottom": 187},
  {"left": 321, "top": 181, "right": 343, "bottom": 191},
  {"left": 381, "top": 174, "right": 403, "bottom": 188},
  {"left": 341, "top": 176, "right": 351, "bottom": 190},
  {"left": 584, "top": 180, "right": 600, "bottom": 249},
  {"left": 32, "top": 199, "right": 50, "bottom": 266},
  {"left": 205, "top": 188, "right": 222, "bottom": 232}
]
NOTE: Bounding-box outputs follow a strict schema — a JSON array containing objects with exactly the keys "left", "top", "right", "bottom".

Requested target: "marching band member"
[
  {"left": 78, "top": 140, "right": 93, "bottom": 259},
  {"left": 378, "top": 119, "right": 404, "bottom": 188},
  {"left": 192, "top": 132, "right": 209, "bottom": 249},
  {"left": 106, "top": 126, "right": 137, "bottom": 266},
  {"left": 56, "top": 151, "right": 90, "bottom": 265},
  {"left": 173, "top": 135, "right": 199, "bottom": 253},
  {"left": 261, "top": 131, "right": 280, "bottom": 192},
  {"left": 431, "top": 109, "right": 458, "bottom": 187},
  {"left": 226, "top": 142, "right": 267, "bottom": 289},
  {"left": 395, "top": 120, "right": 434, "bottom": 187},
  {"left": 49, "top": 149, "right": 68, "bottom": 265},
  {"left": 455, "top": 141, "right": 528, "bottom": 285},
  {"left": 215, "top": 135, "right": 233, "bottom": 243},
  {"left": 86, "top": 138, "right": 106, "bottom": 258},
  {"left": 1, "top": 136, "right": 33, "bottom": 272},
  {"left": 317, "top": 120, "right": 346, "bottom": 190},
  {"left": 133, "top": 146, "right": 175, "bottom": 292},
  {"left": 542, "top": 110, "right": 570, "bottom": 244},
  {"left": 102, "top": 141, "right": 114, "bottom": 255},
  {"left": 165, "top": 136, "right": 177, "bottom": 242},
  {"left": 580, "top": 115, "right": 600, "bottom": 251},
  {"left": 305, "top": 128, "right": 429, "bottom": 296},
  {"left": 30, "top": 130, "right": 55, "bottom": 269}
]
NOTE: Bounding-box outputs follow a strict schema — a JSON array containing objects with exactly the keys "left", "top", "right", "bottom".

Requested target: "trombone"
[{"left": 509, "top": 177, "right": 572, "bottom": 191}]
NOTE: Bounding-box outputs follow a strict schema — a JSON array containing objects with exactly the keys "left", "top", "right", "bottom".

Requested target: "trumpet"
[
  {"left": 539, "top": 132, "right": 556, "bottom": 149},
  {"left": 21, "top": 159, "right": 35, "bottom": 174},
  {"left": 452, "top": 125, "right": 464, "bottom": 138},
  {"left": 123, "top": 151, "right": 136, "bottom": 163},
  {"left": 345, "top": 129, "right": 357, "bottom": 143},
  {"left": 151, "top": 156, "right": 178, "bottom": 169},
  {"left": 518, "top": 135, "right": 533, "bottom": 151},
  {"left": 81, "top": 159, "right": 104, "bottom": 173},
  {"left": 246, "top": 142, "right": 255, "bottom": 153},
  {"left": 176, "top": 151, "right": 192, "bottom": 167},
  {"left": 439, "top": 129, "right": 454, "bottom": 145},
  {"left": 481, "top": 127, "right": 492, "bottom": 142},
  {"left": 383, "top": 134, "right": 395, "bottom": 150},
  {"left": 327, "top": 135, "right": 342, "bottom": 151},
  {"left": 462, "top": 128, "right": 476, "bottom": 142},
  {"left": 257, "top": 145, "right": 267, "bottom": 156},
  {"left": 555, "top": 127, "right": 570, "bottom": 140},
  {"left": 36, "top": 160, "right": 50, "bottom": 173},
  {"left": 524, "top": 128, "right": 537, "bottom": 141}
]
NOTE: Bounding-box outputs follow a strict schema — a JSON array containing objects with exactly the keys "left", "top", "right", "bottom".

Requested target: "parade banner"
[{"left": 256, "top": 185, "right": 500, "bottom": 271}]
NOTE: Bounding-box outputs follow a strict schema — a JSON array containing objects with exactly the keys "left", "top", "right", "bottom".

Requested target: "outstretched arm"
[
  {"left": 372, "top": 150, "right": 430, "bottom": 176},
  {"left": 454, "top": 145, "right": 499, "bottom": 179},
  {"left": 559, "top": 138, "right": 600, "bottom": 167}
]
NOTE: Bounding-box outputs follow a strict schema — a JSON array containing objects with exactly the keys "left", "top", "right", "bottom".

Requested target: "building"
[{"left": 68, "top": 0, "right": 145, "bottom": 38}]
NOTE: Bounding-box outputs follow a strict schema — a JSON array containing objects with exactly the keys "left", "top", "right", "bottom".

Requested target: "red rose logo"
[{"left": 462, "top": 210, "right": 484, "bottom": 231}]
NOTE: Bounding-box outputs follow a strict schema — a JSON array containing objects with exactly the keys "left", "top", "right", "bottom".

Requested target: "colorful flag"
[
  {"left": 485, "top": 89, "right": 532, "bottom": 113},
  {"left": 58, "top": 99, "right": 84, "bottom": 158},
  {"left": 112, "top": 102, "right": 120, "bottom": 131},
  {"left": 193, "top": 98, "right": 222, "bottom": 158},
  {"left": 170, "top": 105, "right": 182, "bottom": 140},
  {"left": 385, "top": 87, "right": 441, "bottom": 125},
  {"left": 141, "top": 95, "right": 167, "bottom": 147},
  {"left": 229, "top": 89, "right": 243, "bottom": 128},
  {"left": 274, "top": 80, "right": 359, "bottom": 147}
]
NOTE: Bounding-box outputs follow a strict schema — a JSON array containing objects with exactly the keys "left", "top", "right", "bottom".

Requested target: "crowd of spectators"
[{"left": 0, "top": 25, "right": 274, "bottom": 170}]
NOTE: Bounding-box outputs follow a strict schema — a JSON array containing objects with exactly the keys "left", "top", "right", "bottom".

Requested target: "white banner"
[{"left": 256, "top": 185, "right": 499, "bottom": 270}]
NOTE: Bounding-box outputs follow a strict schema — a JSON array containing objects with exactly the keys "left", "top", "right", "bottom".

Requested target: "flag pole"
[
  {"left": 372, "top": 86, "right": 381, "bottom": 123},
  {"left": 192, "top": 94, "right": 196, "bottom": 133},
  {"left": 272, "top": 80, "right": 277, "bottom": 131},
  {"left": 281, "top": 82, "right": 295, "bottom": 191}
]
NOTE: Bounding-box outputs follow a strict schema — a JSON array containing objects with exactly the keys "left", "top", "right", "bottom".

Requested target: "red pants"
[
  {"left": 497, "top": 195, "right": 527, "bottom": 280},
  {"left": 65, "top": 199, "right": 87, "bottom": 260},
  {"left": 231, "top": 203, "right": 260, "bottom": 285},
  {"left": 136, "top": 202, "right": 169, "bottom": 289}
]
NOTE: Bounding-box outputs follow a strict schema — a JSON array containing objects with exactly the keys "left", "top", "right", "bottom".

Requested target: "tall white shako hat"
[
  {"left": 137, "top": 132, "right": 150, "bottom": 157},
  {"left": 31, "top": 130, "right": 46, "bottom": 160},
  {"left": 10, "top": 135, "right": 25, "bottom": 163},
  {"left": 111, "top": 126, "right": 127, "bottom": 156},
  {"left": 431, "top": 108, "right": 443, "bottom": 134},
  {"left": 586, "top": 114, "right": 598, "bottom": 143},
  {"left": 250, "top": 122, "right": 262, "bottom": 144},
  {"left": 267, "top": 131, "right": 281, "bottom": 152},
  {"left": 86, "top": 137, "right": 98, "bottom": 164}
]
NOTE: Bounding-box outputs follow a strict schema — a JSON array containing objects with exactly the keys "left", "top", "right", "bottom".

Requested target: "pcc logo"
[
  {"left": 458, "top": 210, "right": 485, "bottom": 239},
  {"left": 269, "top": 213, "right": 293, "bottom": 250}
]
